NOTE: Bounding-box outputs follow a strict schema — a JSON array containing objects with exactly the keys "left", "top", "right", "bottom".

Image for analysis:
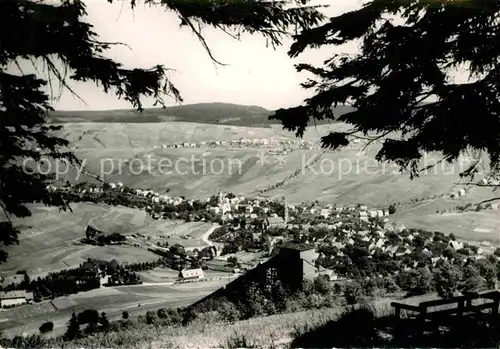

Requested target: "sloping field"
[
  {"left": 136, "top": 268, "right": 180, "bottom": 282},
  {"left": 139, "top": 220, "right": 213, "bottom": 248},
  {"left": 147, "top": 221, "right": 212, "bottom": 238},
  {"left": 51, "top": 298, "right": 79, "bottom": 310},
  {"left": 70, "top": 147, "right": 298, "bottom": 198},
  {"left": 254, "top": 148, "right": 495, "bottom": 206},
  {"left": 90, "top": 205, "right": 147, "bottom": 234},
  {"left": 393, "top": 210, "right": 500, "bottom": 245},
  {"left": 0, "top": 301, "right": 57, "bottom": 321},
  {"left": 187, "top": 223, "right": 216, "bottom": 239},
  {"left": 0, "top": 279, "right": 228, "bottom": 338},
  {"left": 62, "top": 296, "right": 396, "bottom": 349},
  {"left": 54, "top": 121, "right": 497, "bottom": 207},
  {"left": 58, "top": 122, "right": 292, "bottom": 150},
  {"left": 2, "top": 203, "right": 208, "bottom": 278}
]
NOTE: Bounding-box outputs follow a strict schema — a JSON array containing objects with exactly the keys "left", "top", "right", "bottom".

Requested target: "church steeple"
[{"left": 284, "top": 196, "right": 289, "bottom": 224}]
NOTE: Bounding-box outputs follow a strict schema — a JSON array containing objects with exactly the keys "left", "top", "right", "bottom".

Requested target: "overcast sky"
[{"left": 45, "top": 0, "right": 364, "bottom": 111}]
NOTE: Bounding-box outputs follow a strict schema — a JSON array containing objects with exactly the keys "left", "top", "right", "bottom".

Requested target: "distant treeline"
[
  {"left": 48, "top": 103, "right": 355, "bottom": 126},
  {"left": 0, "top": 258, "right": 148, "bottom": 303}
]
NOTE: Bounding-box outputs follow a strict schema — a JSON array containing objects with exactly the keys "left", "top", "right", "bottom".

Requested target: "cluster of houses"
[
  {"left": 55, "top": 182, "right": 393, "bottom": 231},
  {"left": 152, "top": 138, "right": 318, "bottom": 150},
  {"left": 208, "top": 196, "right": 393, "bottom": 229},
  {"left": 314, "top": 220, "right": 498, "bottom": 270},
  {"left": 213, "top": 204, "right": 499, "bottom": 283},
  {"left": 45, "top": 186, "right": 434, "bottom": 269}
]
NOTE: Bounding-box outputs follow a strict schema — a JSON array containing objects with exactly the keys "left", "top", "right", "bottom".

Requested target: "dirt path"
[
  {"left": 200, "top": 223, "right": 219, "bottom": 246},
  {"left": 257, "top": 150, "right": 325, "bottom": 197}
]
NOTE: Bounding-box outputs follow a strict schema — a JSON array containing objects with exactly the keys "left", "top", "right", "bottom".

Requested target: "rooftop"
[
  {"left": 0, "top": 290, "right": 33, "bottom": 299},
  {"left": 279, "top": 242, "right": 315, "bottom": 252},
  {"left": 180, "top": 268, "right": 204, "bottom": 278},
  {"left": 267, "top": 216, "right": 285, "bottom": 224}
]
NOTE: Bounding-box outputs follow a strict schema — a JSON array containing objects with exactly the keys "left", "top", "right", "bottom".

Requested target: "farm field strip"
[
  {"left": 1, "top": 203, "right": 215, "bottom": 278},
  {"left": 392, "top": 210, "right": 500, "bottom": 244},
  {"left": 0, "top": 278, "right": 227, "bottom": 338}
]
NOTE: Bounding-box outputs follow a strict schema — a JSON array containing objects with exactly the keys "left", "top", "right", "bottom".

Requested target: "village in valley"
[
  {"left": 2, "top": 175, "right": 500, "bottom": 319},
  {"left": 3, "top": 0, "right": 500, "bottom": 346},
  {"left": 2, "top": 126, "right": 500, "bottom": 346}
]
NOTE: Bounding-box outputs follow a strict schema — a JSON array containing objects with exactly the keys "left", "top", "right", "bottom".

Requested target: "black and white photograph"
[{"left": 1, "top": 0, "right": 500, "bottom": 348}]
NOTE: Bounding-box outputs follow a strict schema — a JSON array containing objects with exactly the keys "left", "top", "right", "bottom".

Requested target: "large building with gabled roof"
[
  {"left": 188, "top": 241, "right": 320, "bottom": 311},
  {"left": 179, "top": 268, "right": 204, "bottom": 281}
]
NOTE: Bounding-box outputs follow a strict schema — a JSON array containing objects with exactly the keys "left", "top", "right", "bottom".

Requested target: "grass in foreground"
[
  {"left": 3, "top": 306, "right": 344, "bottom": 349},
  {"left": 4, "top": 299, "right": 392, "bottom": 349},
  {"left": 7, "top": 298, "right": 500, "bottom": 348}
]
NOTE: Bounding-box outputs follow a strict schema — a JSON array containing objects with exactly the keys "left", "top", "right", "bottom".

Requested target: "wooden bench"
[{"left": 391, "top": 290, "right": 500, "bottom": 333}]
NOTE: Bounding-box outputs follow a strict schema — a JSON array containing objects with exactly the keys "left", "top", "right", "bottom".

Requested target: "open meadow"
[
  {"left": 2, "top": 203, "right": 156, "bottom": 278},
  {"left": 59, "top": 122, "right": 289, "bottom": 149},
  {"left": 393, "top": 209, "right": 500, "bottom": 245},
  {"left": 0, "top": 278, "right": 231, "bottom": 338},
  {"left": 52, "top": 121, "right": 498, "bottom": 208},
  {"left": 1, "top": 203, "right": 215, "bottom": 279}
]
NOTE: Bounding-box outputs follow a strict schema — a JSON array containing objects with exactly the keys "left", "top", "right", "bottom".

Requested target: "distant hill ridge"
[{"left": 48, "top": 102, "right": 355, "bottom": 127}]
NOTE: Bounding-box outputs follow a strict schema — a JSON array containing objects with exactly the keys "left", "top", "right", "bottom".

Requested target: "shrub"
[
  {"left": 313, "top": 275, "right": 331, "bottom": 295},
  {"left": 182, "top": 308, "right": 198, "bottom": 325},
  {"left": 217, "top": 301, "right": 241, "bottom": 322},
  {"left": 433, "top": 261, "right": 463, "bottom": 298},
  {"left": 78, "top": 309, "right": 99, "bottom": 324},
  {"left": 226, "top": 332, "right": 256, "bottom": 349},
  {"left": 157, "top": 308, "right": 167, "bottom": 319},
  {"left": 99, "top": 312, "right": 110, "bottom": 331},
  {"left": 157, "top": 308, "right": 183, "bottom": 326},
  {"left": 9, "top": 334, "right": 46, "bottom": 349},
  {"left": 39, "top": 321, "right": 54, "bottom": 333},
  {"left": 344, "top": 281, "right": 363, "bottom": 305},
  {"left": 84, "top": 320, "right": 99, "bottom": 335},
  {"left": 145, "top": 311, "right": 157, "bottom": 325}
]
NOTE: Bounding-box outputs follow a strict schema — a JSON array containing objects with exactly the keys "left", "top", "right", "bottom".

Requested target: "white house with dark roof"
[
  {"left": 449, "top": 240, "right": 464, "bottom": 250},
  {"left": 179, "top": 268, "right": 204, "bottom": 281},
  {"left": 422, "top": 248, "right": 433, "bottom": 258}
]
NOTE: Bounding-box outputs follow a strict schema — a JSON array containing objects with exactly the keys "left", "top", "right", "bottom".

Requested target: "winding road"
[{"left": 201, "top": 223, "right": 219, "bottom": 246}]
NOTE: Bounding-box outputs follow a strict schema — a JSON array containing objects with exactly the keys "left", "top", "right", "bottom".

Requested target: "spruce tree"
[
  {"left": 272, "top": 1, "right": 500, "bottom": 185},
  {"left": 99, "top": 312, "right": 110, "bottom": 332},
  {"left": 64, "top": 312, "right": 81, "bottom": 341},
  {"left": 0, "top": 0, "right": 324, "bottom": 262}
]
